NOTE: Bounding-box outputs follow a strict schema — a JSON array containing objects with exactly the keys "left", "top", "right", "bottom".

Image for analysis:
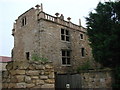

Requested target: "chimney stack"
[{"left": 79, "top": 19, "right": 81, "bottom": 26}]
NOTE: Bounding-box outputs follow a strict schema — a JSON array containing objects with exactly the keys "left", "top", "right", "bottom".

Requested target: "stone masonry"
[
  {"left": 3, "top": 4, "right": 113, "bottom": 89},
  {"left": 2, "top": 61, "right": 55, "bottom": 88},
  {"left": 80, "top": 69, "right": 113, "bottom": 88},
  {"left": 2, "top": 61, "right": 113, "bottom": 89},
  {"left": 12, "top": 4, "right": 94, "bottom": 73}
]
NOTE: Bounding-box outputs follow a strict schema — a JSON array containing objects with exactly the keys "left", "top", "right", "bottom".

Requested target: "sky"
[{"left": 0, "top": 0, "right": 115, "bottom": 57}]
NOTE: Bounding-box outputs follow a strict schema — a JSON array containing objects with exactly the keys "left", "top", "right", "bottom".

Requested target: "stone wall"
[
  {"left": 80, "top": 69, "right": 113, "bottom": 88},
  {"left": 0, "top": 63, "right": 8, "bottom": 71},
  {"left": 2, "top": 61, "right": 113, "bottom": 89},
  {"left": 37, "top": 19, "right": 93, "bottom": 73},
  {"left": 12, "top": 6, "right": 94, "bottom": 73},
  {"left": 2, "top": 61, "right": 55, "bottom": 88}
]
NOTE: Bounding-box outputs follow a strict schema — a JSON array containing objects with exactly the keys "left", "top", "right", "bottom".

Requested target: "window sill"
[
  {"left": 81, "top": 56, "right": 85, "bottom": 58},
  {"left": 21, "top": 25, "right": 27, "bottom": 28},
  {"left": 61, "top": 65, "right": 71, "bottom": 67},
  {"left": 61, "top": 40, "right": 71, "bottom": 43},
  {"left": 80, "top": 39, "right": 84, "bottom": 41}
]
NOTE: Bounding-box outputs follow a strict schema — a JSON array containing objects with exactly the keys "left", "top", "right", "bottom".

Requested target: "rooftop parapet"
[
  {"left": 13, "top": 4, "right": 86, "bottom": 34},
  {"left": 38, "top": 11, "right": 86, "bottom": 33}
]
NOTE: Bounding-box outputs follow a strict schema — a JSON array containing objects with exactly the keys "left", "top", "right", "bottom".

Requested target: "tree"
[
  {"left": 86, "top": 1, "right": 120, "bottom": 68},
  {"left": 86, "top": 1, "right": 120, "bottom": 88}
]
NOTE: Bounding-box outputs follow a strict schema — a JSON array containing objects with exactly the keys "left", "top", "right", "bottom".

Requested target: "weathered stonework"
[
  {"left": 2, "top": 61, "right": 55, "bottom": 88},
  {"left": 12, "top": 4, "right": 96, "bottom": 73},
  {"left": 80, "top": 69, "right": 113, "bottom": 88},
  {"left": 2, "top": 62, "right": 113, "bottom": 89},
  {"left": 4, "top": 4, "right": 113, "bottom": 89}
]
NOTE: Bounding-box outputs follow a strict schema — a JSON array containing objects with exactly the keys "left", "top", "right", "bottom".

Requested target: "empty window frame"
[
  {"left": 61, "top": 29, "right": 70, "bottom": 41},
  {"left": 81, "top": 48, "right": 85, "bottom": 57},
  {"left": 22, "top": 16, "right": 26, "bottom": 26},
  {"left": 62, "top": 50, "right": 71, "bottom": 65},
  {"left": 80, "top": 33, "right": 84, "bottom": 40},
  {"left": 26, "top": 52, "right": 30, "bottom": 60}
]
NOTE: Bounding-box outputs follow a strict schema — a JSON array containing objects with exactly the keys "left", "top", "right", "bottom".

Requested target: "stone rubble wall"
[
  {"left": 80, "top": 69, "right": 113, "bottom": 88},
  {"left": 2, "top": 61, "right": 55, "bottom": 88},
  {"left": 2, "top": 60, "right": 113, "bottom": 89}
]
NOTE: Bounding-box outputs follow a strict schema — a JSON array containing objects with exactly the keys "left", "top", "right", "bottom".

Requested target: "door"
[{"left": 55, "top": 73, "right": 82, "bottom": 90}]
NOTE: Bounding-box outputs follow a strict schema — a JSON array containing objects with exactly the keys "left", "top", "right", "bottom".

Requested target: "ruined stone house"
[
  {"left": 2, "top": 4, "right": 113, "bottom": 89},
  {"left": 12, "top": 4, "right": 92, "bottom": 73}
]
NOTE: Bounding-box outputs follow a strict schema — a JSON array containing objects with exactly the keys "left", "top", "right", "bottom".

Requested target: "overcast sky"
[{"left": 0, "top": 0, "right": 114, "bottom": 57}]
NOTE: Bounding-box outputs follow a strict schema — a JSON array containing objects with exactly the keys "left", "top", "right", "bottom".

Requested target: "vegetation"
[
  {"left": 77, "top": 61, "right": 91, "bottom": 72},
  {"left": 31, "top": 54, "right": 48, "bottom": 62},
  {"left": 113, "top": 66, "right": 120, "bottom": 88},
  {"left": 86, "top": 1, "right": 120, "bottom": 88}
]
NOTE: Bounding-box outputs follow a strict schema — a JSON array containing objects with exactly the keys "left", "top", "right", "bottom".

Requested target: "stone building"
[
  {"left": 12, "top": 4, "right": 92, "bottom": 73},
  {"left": 2, "top": 4, "right": 113, "bottom": 89}
]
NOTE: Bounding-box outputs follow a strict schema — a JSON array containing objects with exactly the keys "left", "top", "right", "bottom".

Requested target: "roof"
[{"left": 0, "top": 56, "right": 11, "bottom": 63}]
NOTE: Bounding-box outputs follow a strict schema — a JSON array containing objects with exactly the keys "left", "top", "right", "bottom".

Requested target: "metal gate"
[{"left": 55, "top": 73, "right": 82, "bottom": 89}]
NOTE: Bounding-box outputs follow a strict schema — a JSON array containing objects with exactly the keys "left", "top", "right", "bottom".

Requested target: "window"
[
  {"left": 61, "top": 29, "right": 70, "bottom": 41},
  {"left": 80, "top": 34, "right": 84, "bottom": 40},
  {"left": 26, "top": 52, "right": 30, "bottom": 60},
  {"left": 81, "top": 48, "right": 85, "bottom": 57},
  {"left": 22, "top": 16, "right": 26, "bottom": 26},
  {"left": 62, "top": 50, "right": 71, "bottom": 65}
]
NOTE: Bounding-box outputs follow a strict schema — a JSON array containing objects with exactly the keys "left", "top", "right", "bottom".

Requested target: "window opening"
[
  {"left": 61, "top": 29, "right": 70, "bottom": 41},
  {"left": 62, "top": 50, "right": 71, "bottom": 65},
  {"left": 22, "top": 17, "right": 26, "bottom": 26},
  {"left": 26, "top": 52, "right": 30, "bottom": 60},
  {"left": 81, "top": 48, "right": 85, "bottom": 57},
  {"left": 80, "top": 34, "right": 84, "bottom": 40}
]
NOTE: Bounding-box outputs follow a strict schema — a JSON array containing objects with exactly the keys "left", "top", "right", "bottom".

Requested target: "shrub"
[
  {"left": 31, "top": 54, "right": 48, "bottom": 62},
  {"left": 77, "top": 61, "right": 92, "bottom": 72}
]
